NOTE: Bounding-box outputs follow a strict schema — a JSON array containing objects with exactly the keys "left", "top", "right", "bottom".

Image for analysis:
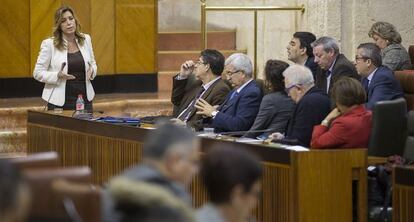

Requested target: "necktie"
[
  {"left": 362, "top": 78, "right": 369, "bottom": 93},
  {"left": 229, "top": 91, "right": 239, "bottom": 100},
  {"left": 325, "top": 70, "right": 332, "bottom": 93},
  {"left": 177, "top": 87, "right": 205, "bottom": 121}
]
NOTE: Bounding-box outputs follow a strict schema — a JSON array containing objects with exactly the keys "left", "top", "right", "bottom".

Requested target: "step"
[
  {"left": 158, "top": 49, "right": 247, "bottom": 71},
  {"left": 158, "top": 31, "right": 236, "bottom": 51}
]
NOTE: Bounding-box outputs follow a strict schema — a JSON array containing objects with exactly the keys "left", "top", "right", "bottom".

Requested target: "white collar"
[{"left": 236, "top": 78, "right": 253, "bottom": 93}]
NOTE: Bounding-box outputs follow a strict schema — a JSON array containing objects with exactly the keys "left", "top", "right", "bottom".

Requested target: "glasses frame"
[{"left": 284, "top": 84, "right": 299, "bottom": 94}]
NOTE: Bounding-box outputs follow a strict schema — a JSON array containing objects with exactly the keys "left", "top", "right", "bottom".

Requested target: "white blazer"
[{"left": 33, "top": 34, "right": 97, "bottom": 106}]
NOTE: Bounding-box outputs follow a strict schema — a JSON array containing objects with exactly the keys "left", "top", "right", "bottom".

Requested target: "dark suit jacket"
[
  {"left": 311, "top": 105, "right": 372, "bottom": 149},
  {"left": 211, "top": 80, "right": 263, "bottom": 133},
  {"left": 171, "top": 74, "right": 230, "bottom": 130},
  {"left": 244, "top": 91, "right": 295, "bottom": 138},
  {"left": 315, "top": 54, "right": 359, "bottom": 95},
  {"left": 305, "top": 56, "right": 320, "bottom": 81},
  {"left": 364, "top": 66, "right": 404, "bottom": 110},
  {"left": 280, "top": 86, "right": 331, "bottom": 147}
]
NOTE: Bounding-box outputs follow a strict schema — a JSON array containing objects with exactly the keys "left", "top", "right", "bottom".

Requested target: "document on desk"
[
  {"left": 235, "top": 137, "right": 265, "bottom": 144},
  {"left": 279, "top": 144, "right": 309, "bottom": 151},
  {"left": 267, "top": 143, "right": 309, "bottom": 151}
]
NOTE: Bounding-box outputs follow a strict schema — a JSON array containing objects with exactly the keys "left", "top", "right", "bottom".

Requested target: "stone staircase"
[
  {"left": 0, "top": 30, "right": 243, "bottom": 153},
  {"left": 157, "top": 30, "right": 245, "bottom": 92}
]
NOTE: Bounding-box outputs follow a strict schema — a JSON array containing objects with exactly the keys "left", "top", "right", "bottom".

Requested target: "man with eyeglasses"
[
  {"left": 354, "top": 43, "right": 404, "bottom": 110},
  {"left": 170, "top": 49, "right": 231, "bottom": 130},
  {"left": 269, "top": 64, "right": 331, "bottom": 147},
  {"left": 312, "top": 36, "right": 359, "bottom": 96},
  {"left": 195, "top": 53, "right": 263, "bottom": 133}
]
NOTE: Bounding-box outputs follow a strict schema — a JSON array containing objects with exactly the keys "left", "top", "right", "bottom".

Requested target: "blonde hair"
[
  {"left": 53, "top": 6, "right": 85, "bottom": 50},
  {"left": 368, "top": 21, "right": 402, "bottom": 45}
]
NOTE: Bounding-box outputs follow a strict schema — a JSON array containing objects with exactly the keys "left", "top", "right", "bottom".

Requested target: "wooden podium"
[
  {"left": 393, "top": 165, "right": 414, "bottom": 222},
  {"left": 27, "top": 110, "right": 367, "bottom": 222}
]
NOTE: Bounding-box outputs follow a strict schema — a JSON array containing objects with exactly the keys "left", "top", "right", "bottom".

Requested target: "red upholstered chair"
[
  {"left": 408, "top": 45, "right": 414, "bottom": 66},
  {"left": 23, "top": 167, "right": 92, "bottom": 222},
  {"left": 395, "top": 70, "right": 414, "bottom": 111}
]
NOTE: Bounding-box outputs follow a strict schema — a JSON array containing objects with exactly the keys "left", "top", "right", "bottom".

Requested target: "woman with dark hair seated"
[
  {"left": 311, "top": 77, "right": 372, "bottom": 148},
  {"left": 244, "top": 60, "right": 295, "bottom": 139},
  {"left": 196, "top": 147, "right": 262, "bottom": 222}
]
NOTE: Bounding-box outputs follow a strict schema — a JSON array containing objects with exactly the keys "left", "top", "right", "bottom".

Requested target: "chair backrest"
[
  {"left": 52, "top": 179, "right": 101, "bottom": 222},
  {"left": 403, "top": 111, "right": 414, "bottom": 162},
  {"left": 10, "top": 151, "right": 59, "bottom": 170},
  {"left": 369, "top": 98, "right": 407, "bottom": 157},
  {"left": 23, "top": 167, "right": 92, "bottom": 222},
  {"left": 395, "top": 70, "right": 414, "bottom": 111}
]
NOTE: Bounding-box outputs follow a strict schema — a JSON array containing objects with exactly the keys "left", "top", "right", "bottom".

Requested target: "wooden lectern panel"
[
  {"left": 27, "top": 111, "right": 367, "bottom": 222},
  {"left": 393, "top": 165, "right": 414, "bottom": 222}
]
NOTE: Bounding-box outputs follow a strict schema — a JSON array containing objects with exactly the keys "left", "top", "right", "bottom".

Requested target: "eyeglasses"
[
  {"left": 194, "top": 60, "right": 207, "bottom": 66},
  {"left": 284, "top": 84, "right": 299, "bottom": 94},
  {"left": 354, "top": 56, "right": 368, "bottom": 62},
  {"left": 226, "top": 69, "right": 241, "bottom": 77}
]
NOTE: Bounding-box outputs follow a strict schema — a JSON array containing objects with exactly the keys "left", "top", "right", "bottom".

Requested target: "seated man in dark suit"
[
  {"left": 287, "top": 31, "right": 319, "bottom": 79},
  {"left": 354, "top": 43, "right": 404, "bottom": 110},
  {"left": 195, "top": 53, "right": 263, "bottom": 133},
  {"left": 312, "top": 36, "right": 359, "bottom": 96},
  {"left": 170, "top": 49, "right": 231, "bottom": 130},
  {"left": 269, "top": 65, "right": 331, "bottom": 147}
]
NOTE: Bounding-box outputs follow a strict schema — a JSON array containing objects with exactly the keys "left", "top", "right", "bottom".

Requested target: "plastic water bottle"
[{"left": 76, "top": 94, "right": 85, "bottom": 111}]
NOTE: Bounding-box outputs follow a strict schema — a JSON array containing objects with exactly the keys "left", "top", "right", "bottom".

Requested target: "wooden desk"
[
  {"left": 393, "top": 165, "right": 414, "bottom": 222},
  {"left": 27, "top": 110, "right": 367, "bottom": 222}
]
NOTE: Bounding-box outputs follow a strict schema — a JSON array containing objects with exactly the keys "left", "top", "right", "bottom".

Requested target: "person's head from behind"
[
  {"left": 109, "top": 178, "right": 195, "bottom": 222},
  {"left": 224, "top": 53, "right": 253, "bottom": 88},
  {"left": 143, "top": 122, "right": 199, "bottom": 187},
  {"left": 53, "top": 6, "right": 85, "bottom": 50},
  {"left": 194, "top": 49, "right": 225, "bottom": 81},
  {"left": 264, "top": 60, "right": 289, "bottom": 93},
  {"left": 287, "top": 32, "right": 316, "bottom": 63},
  {"left": 368, "top": 21, "right": 402, "bottom": 50},
  {"left": 354, "top": 43, "right": 382, "bottom": 77},
  {"left": 0, "top": 160, "right": 31, "bottom": 222},
  {"left": 200, "top": 147, "right": 262, "bottom": 220},
  {"left": 311, "top": 36, "right": 340, "bottom": 70},
  {"left": 283, "top": 64, "right": 315, "bottom": 103},
  {"left": 331, "top": 77, "right": 367, "bottom": 113}
]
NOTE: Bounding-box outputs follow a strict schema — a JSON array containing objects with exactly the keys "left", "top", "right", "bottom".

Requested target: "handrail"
[{"left": 200, "top": 0, "right": 305, "bottom": 78}]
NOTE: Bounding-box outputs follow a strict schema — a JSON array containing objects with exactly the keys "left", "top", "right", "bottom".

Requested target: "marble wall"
[{"left": 158, "top": 0, "right": 414, "bottom": 77}]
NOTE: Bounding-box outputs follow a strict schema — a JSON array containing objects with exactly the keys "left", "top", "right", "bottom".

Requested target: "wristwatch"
[{"left": 211, "top": 110, "right": 218, "bottom": 118}]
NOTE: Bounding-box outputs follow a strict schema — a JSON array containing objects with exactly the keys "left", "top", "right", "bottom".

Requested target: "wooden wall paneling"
[
  {"left": 91, "top": 0, "right": 115, "bottom": 75},
  {"left": 116, "top": 0, "right": 156, "bottom": 74},
  {"left": 0, "top": 0, "right": 30, "bottom": 77},
  {"left": 30, "top": 0, "right": 61, "bottom": 76}
]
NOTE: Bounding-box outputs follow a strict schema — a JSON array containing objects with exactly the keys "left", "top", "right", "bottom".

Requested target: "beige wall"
[{"left": 159, "top": 0, "right": 414, "bottom": 77}]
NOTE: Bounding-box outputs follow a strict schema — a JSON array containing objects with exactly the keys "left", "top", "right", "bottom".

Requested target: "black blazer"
[
  {"left": 281, "top": 86, "right": 331, "bottom": 147},
  {"left": 315, "top": 54, "right": 359, "bottom": 96}
]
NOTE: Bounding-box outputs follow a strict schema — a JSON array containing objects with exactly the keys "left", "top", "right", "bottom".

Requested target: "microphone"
[{"left": 43, "top": 62, "right": 66, "bottom": 111}]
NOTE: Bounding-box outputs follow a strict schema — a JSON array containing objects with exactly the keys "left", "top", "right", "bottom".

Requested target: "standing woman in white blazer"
[{"left": 33, "top": 6, "right": 97, "bottom": 110}]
